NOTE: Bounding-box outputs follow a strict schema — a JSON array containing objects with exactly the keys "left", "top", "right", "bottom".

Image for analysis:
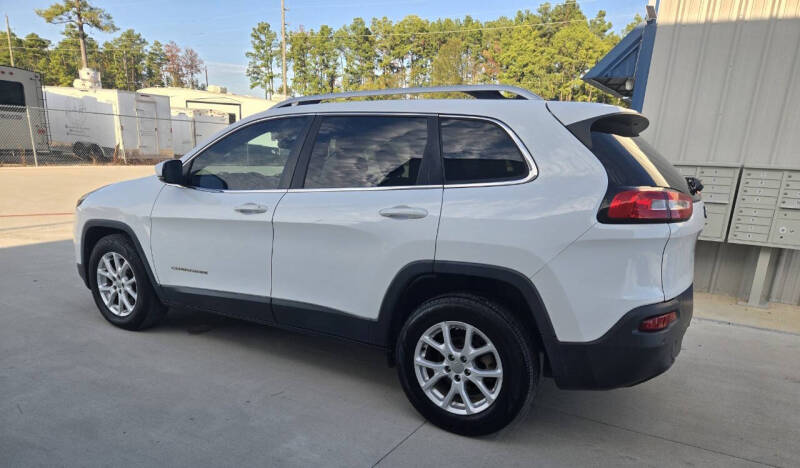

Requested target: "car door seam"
[
  {"left": 147, "top": 183, "right": 167, "bottom": 285},
  {"left": 270, "top": 190, "right": 289, "bottom": 298}
]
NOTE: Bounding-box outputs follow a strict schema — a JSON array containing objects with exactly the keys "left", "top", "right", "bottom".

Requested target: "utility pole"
[
  {"left": 5, "top": 14, "right": 13, "bottom": 67},
  {"left": 204, "top": 66, "right": 208, "bottom": 88},
  {"left": 281, "top": 0, "right": 287, "bottom": 96}
]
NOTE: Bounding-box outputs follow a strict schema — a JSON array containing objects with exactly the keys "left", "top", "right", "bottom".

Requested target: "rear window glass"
[
  {"left": 0, "top": 80, "right": 25, "bottom": 106},
  {"left": 440, "top": 118, "right": 528, "bottom": 184},
  {"left": 589, "top": 132, "right": 689, "bottom": 193}
]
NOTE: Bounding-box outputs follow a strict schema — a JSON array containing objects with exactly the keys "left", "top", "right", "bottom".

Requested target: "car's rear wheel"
[
  {"left": 88, "top": 234, "right": 166, "bottom": 330},
  {"left": 396, "top": 294, "right": 539, "bottom": 436}
]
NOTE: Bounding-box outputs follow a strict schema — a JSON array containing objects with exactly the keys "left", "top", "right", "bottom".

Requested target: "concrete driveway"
[{"left": 1, "top": 240, "right": 799, "bottom": 467}]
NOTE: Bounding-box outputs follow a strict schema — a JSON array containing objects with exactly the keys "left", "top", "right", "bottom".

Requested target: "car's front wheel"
[
  {"left": 396, "top": 294, "right": 539, "bottom": 436},
  {"left": 88, "top": 234, "right": 166, "bottom": 330}
]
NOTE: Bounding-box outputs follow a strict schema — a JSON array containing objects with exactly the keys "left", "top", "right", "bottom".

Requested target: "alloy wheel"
[
  {"left": 96, "top": 252, "right": 137, "bottom": 317},
  {"left": 413, "top": 321, "right": 503, "bottom": 415}
]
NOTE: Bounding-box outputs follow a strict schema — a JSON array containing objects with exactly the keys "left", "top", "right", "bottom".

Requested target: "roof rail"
[{"left": 273, "top": 85, "right": 541, "bottom": 108}]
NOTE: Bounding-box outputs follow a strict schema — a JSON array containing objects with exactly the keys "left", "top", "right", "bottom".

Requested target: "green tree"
[
  {"left": 0, "top": 32, "right": 51, "bottom": 74},
  {"left": 35, "top": 0, "right": 117, "bottom": 69},
  {"left": 308, "top": 25, "right": 338, "bottom": 93},
  {"left": 246, "top": 22, "right": 278, "bottom": 98},
  {"left": 47, "top": 24, "right": 101, "bottom": 86},
  {"left": 144, "top": 40, "right": 167, "bottom": 87},
  {"left": 0, "top": 31, "right": 23, "bottom": 66},
  {"left": 589, "top": 10, "right": 613, "bottom": 38},
  {"left": 623, "top": 14, "right": 645, "bottom": 35},
  {"left": 21, "top": 34, "right": 52, "bottom": 74},
  {"left": 394, "top": 15, "right": 429, "bottom": 87},
  {"left": 431, "top": 38, "right": 465, "bottom": 85},
  {"left": 287, "top": 29, "right": 312, "bottom": 95},
  {"left": 100, "top": 29, "right": 147, "bottom": 90},
  {"left": 271, "top": 1, "right": 626, "bottom": 102},
  {"left": 334, "top": 18, "right": 375, "bottom": 90}
]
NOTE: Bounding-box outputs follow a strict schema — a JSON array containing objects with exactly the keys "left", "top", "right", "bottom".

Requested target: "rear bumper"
[{"left": 551, "top": 285, "right": 693, "bottom": 390}]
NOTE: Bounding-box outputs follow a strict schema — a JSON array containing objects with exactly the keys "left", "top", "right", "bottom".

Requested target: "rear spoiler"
[{"left": 546, "top": 102, "right": 649, "bottom": 149}]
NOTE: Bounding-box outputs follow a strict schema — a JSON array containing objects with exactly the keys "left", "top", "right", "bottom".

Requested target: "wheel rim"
[
  {"left": 96, "top": 252, "right": 137, "bottom": 317},
  {"left": 413, "top": 321, "right": 503, "bottom": 415}
]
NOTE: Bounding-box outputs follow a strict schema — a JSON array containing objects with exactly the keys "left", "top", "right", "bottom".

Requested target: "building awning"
[{"left": 583, "top": 19, "right": 656, "bottom": 111}]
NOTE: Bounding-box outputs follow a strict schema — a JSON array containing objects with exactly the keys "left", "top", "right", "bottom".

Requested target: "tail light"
[
  {"left": 605, "top": 188, "right": 693, "bottom": 223},
  {"left": 639, "top": 311, "right": 677, "bottom": 332}
]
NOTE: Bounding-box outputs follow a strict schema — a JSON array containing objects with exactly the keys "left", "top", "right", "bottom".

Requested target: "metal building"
[{"left": 585, "top": 0, "right": 800, "bottom": 306}]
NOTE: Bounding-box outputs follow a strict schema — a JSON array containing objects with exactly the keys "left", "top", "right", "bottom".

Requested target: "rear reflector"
[
  {"left": 639, "top": 311, "right": 678, "bottom": 332},
  {"left": 607, "top": 188, "right": 693, "bottom": 222}
]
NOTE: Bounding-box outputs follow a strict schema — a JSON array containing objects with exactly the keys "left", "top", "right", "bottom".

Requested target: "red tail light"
[
  {"left": 639, "top": 311, "right": 678, "bottom": 332},
  {"left": 607, "top": 188, "right": 693, "bottom": 222}
]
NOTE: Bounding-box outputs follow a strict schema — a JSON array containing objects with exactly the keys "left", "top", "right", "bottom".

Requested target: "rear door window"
[
  {"left": 589, "top": 132, "right": 690, "bottom": 193},
  {"left": 440, "top": 118, "right": 528, "bottom": 184},
  {"left": 303, "top": 115, "right": 429, "bottom": 189}
]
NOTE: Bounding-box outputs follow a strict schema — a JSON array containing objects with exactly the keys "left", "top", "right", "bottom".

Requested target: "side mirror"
[{"left": 158, "top": 159, "right": 185, "bottom": 185}]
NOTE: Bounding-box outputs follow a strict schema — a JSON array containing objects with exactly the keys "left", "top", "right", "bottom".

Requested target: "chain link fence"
[{"left": 0, "top": 105, "right": 230, "bottom": 166}]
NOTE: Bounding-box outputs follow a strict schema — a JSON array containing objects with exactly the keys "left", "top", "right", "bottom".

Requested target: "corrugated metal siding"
[{"left": 640, "top": 0, "right": 800, "bottom": 304}]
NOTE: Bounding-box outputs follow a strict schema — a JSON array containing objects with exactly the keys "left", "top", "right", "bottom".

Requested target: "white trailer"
[
  {"left": 43, "top": 86, "right": 175, "bottom": 161},
  {"left": 170, "top": 108, "right": 229, "bottom": 156},
  {"left": 0, "top": 66, "right": 49, "bottom": 156},
  {"left": 138, "top": 86, "right": 281, "bottom": 122}
]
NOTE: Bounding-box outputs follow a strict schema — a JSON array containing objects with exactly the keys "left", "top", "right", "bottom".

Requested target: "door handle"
[
  {"left": 234, "top": 203, "right": 268, "bottom": 214},
  {"left": 379, "top": 205, "right": 428, "bottom": 219}
]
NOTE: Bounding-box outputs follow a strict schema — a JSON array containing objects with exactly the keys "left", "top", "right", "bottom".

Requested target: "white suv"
[{"left": 74, "top": 85, "right": 703, "bottom": 435}]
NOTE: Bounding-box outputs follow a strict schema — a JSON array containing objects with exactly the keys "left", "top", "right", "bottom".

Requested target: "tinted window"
[
  {"left": 189, "top": 116, "right": 309, "bottom": 190},
  {"left": 0, "top": 80, "right": 25, "bottom": 106},
  {"left": 440, "top": 118, "right": 528, "bottom": 184},
  {"left": 589, "top": 132, "right": 690, "bottom": 193},
  {"left": 304, "top": 116, "right": 428, "bottom": 188}
]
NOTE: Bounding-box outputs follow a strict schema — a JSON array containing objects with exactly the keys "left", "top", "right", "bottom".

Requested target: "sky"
[{"left": 2, "top": 0, "right": 646, "bottom": 96}]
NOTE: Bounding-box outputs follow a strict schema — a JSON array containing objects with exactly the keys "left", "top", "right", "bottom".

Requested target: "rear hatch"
[{"left": 548, "top": 102, "right": 704, "bottom": 299}]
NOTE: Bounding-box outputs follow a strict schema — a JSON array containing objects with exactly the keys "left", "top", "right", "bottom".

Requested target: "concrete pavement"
[
  {"left": 0, "top": 166, "right": 153, "bottom": 248},
  {"left": 1, "top": 240, "right": 799, "bottom": 467}
]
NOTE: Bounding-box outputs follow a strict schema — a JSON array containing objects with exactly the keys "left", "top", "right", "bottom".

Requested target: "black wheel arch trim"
[
  {"left": 375, "top": 260, "right": 565, "bottom": 375},
  {"left": 79, "top": 219, "right": 165, "bottom": 302}
]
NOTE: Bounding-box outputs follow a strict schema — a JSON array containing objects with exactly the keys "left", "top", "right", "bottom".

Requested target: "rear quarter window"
[
  {"left": 440, "top": 118, "right": 529, "bottom": 184},
  {"left": 589, "top": 132, "right": 690, "bottom": 193}
]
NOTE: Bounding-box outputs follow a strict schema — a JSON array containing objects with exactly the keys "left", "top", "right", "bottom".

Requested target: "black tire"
[
  {"left": 396, "top": 293, "right": 539, "bottom": 436},
  {"left": 88, "top": 234, "right": 166, "bottom": 330}
]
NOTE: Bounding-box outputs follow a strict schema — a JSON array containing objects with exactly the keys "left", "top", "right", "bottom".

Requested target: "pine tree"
[{"left": 245, "top": 22, "right": 278, "bottom": 98}]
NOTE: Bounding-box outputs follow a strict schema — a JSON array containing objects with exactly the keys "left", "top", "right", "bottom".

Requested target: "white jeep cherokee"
[{"left": 74, "top": 86, "right": 703, "bottom": 435}]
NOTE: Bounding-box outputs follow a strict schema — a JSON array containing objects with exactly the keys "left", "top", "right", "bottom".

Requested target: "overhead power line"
[{"left": 7, "top": 11, "right": 636, "bottom": 51}]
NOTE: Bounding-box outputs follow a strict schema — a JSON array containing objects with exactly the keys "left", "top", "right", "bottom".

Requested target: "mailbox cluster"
[
  {"left": 731, "top": 167, "right": 800, "bottom": 248},
  {"left": 675, "top": 163, "right": 800, "bottom": 249},
  {"left": 676, "top": 164, "right": 740, "bottom": 242}
]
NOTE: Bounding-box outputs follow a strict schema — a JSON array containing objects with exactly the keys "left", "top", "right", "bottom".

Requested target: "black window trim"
[
  {"left": 175, "top": 111, "right": 538, "bottom": 193},
  {"left": 438, "top": 114, "right": 538, "bottom": 188},
  {"left": 288, "top": 112, "right": 444, "bottom": 192},
  {"left": 178, "top": 114, "right": 314, "bottom": 193}
]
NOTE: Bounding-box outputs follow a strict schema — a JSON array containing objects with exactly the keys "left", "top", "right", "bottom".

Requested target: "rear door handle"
[
  {"left": 235, "top": 203, "right": 268, "bottom": 214},
  {"left": 379, "top": 205, "right": 428, "bottom": 219}
]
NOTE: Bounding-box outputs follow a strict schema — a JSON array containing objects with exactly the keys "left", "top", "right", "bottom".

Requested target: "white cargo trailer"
[
  {"left": 170, "top": 108, "right": 229, "bottom": 156},
  {"left": 43, "top": 86, "right": 174, "bottom": 161},
  {"left": 0, "top": 66, "right": 49, "bottom": 156}
]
